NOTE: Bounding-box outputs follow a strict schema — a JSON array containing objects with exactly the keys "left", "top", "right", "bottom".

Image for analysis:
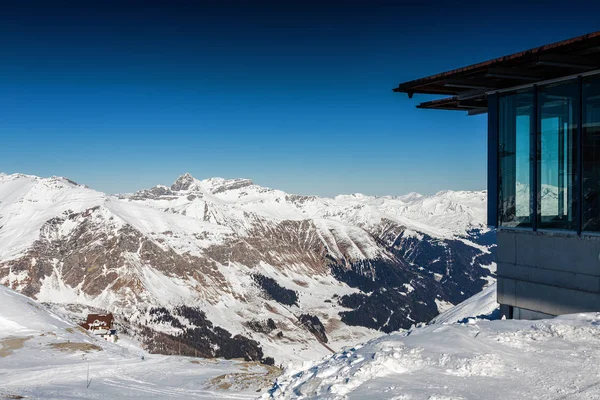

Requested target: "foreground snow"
[
  {"left": 0, "top": 285, "right": 278, "bottom": 399},
  {"left": 265, "top": 285, "right": 600, "bottom": 399}
]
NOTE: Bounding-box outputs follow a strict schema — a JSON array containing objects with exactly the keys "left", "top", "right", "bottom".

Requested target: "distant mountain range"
[{"left": 0, "top": 172, "right": 495, "bottom": 364}]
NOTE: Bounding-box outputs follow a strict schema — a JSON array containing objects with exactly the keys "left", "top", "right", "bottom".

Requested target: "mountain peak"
[
  {"left": 171, "top": 173, "right": 198, "bottom": 191},
  {"left": 397, "top": 192, "right": 424, "bottom": 202}
]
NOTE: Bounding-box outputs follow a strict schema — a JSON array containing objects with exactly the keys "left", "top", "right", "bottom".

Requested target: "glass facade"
[
  {"left": 496, "top": 74, "right": 600, "bottom": 233},
  {"left": 499, "top": 91, "right": 533, "bottom": 227},
  {"left": 537, "top": 81, "right": 578, "bottom": 230}
]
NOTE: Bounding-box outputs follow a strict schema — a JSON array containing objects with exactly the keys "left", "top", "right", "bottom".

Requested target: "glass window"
[
  {"left": 499, "top": 91, "right": 533, "bottom": 227},
  {"left": 583, "top": 75, "right": 600, "bottom": 231},
  {"left": 537, "top": 80, "right": 579, "bottom": 230}
]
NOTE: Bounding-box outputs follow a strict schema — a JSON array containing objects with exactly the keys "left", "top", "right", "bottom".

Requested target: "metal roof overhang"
[{"left": 393, "top": 31, "right": 600, "bottom": 115}]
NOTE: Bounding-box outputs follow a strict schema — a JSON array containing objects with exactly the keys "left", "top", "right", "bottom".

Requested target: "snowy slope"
[
  {"left": 430, "top": 282, "right": 499, "bottom": 324},
  {"left": 0, "top": 284, "right": 279, "bottom": 399},
  {"left": 265, "top": 291, "right": 600, "bottom": 400},
  {"left": 0, "top": 174, "right": 106, "bottom": 260},
  {"left": 0, "top": 172, "right": 495, "bottom": 365}
]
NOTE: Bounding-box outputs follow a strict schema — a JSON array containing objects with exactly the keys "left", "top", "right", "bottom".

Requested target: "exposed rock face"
[
  {"left": 298, "top": 314, "right": 328, "bottom": 343},
  {"left": 4, "top": 207, "right": 227, "bottom": 303},
  {"left": 246, "top": 318, "right": 277, "bottom": 334},
  {"left": 123, "top": 185, "right": 175, "bottom": 200},
  {"left": 171, "top": 173, "right": 196, "bottom": 191},
  {"left": 0, "top": 173, "right": 496, "bottom": 364},
  {"left": 211, "top": 178, "right": 254, "bottom": 194}
]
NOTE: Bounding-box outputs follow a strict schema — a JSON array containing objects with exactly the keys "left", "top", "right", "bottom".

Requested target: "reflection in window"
[
  {"left": 583, "top": 75, "right": 600, "bottom": 231},
  {"left": 499, "top": 91, "right": 533, "bottom": 227},
  {"left": 538, "top": 80, "right": 578, "bottom": 230}
]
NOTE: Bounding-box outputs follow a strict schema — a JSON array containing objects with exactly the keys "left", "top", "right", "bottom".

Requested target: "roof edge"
[{"left": 394, "top": 31, "right": 600, "bottom": 94}]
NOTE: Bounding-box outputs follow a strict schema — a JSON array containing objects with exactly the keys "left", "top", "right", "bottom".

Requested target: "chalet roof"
[
  {"left": 393, "top": 31, "right": 600, "bottom": 114},
  {"left": 84, "top": 313, "right": 114, "bottom": 329}
]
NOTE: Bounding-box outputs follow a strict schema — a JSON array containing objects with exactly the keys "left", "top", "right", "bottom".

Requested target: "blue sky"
[{"left": 2, "top": 1, "right": 600, "bottom": 196}]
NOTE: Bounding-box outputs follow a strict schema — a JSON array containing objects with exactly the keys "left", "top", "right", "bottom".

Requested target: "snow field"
[
  {"left": 0, "top": 284, "right": 277, "bottom": 399},
  {"left": 265, "top": 286, "right": 600, "bottom": 400}
]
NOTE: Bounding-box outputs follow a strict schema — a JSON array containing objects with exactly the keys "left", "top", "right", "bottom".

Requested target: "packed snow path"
[{"left": 2, "top": 356, "right": 262, "bottom": 399}]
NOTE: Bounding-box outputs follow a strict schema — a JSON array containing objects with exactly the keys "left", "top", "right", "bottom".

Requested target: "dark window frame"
[{"left": 581, "top": 74, "right": 600, "bottom": 233}]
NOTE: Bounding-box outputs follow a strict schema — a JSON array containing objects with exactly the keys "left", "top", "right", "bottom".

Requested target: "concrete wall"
[{"left": 497, "top": 229, "right": 600, "bottom": 316}]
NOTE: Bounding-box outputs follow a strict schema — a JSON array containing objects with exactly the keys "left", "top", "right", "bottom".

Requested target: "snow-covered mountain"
[{"left": 0, "top": 173, "right": 495, "bottom": 364}]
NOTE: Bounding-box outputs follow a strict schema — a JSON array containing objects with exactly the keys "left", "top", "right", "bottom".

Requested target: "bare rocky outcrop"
[
  {"left": 298, "top": 314, "right": 328, "bottom": 344},
  {"left": 1, "top": 207, "right": 230, "bottom": 304},
  {"left": 124, "top": 185, "right": 176, "bottom": 200},
  {"left": 170, "top": 173, "right": 196, "bottom": 191}
]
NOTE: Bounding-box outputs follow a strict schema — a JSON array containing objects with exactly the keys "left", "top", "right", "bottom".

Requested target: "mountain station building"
[
  {"left": 83, "top": 313, "right": 117, "bottom": 342},
  {"left": 395, "top": 31, "right": 600, "bottom": 319}
]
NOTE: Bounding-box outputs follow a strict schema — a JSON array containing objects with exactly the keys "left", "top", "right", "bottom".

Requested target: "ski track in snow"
[{"left": 0, "top": 285, "right": 270, "bottom": 399}]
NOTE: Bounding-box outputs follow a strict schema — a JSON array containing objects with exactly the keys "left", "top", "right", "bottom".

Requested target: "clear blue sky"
[{"left": 2, "top": 1, "right": 599, "bottom": 196}]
